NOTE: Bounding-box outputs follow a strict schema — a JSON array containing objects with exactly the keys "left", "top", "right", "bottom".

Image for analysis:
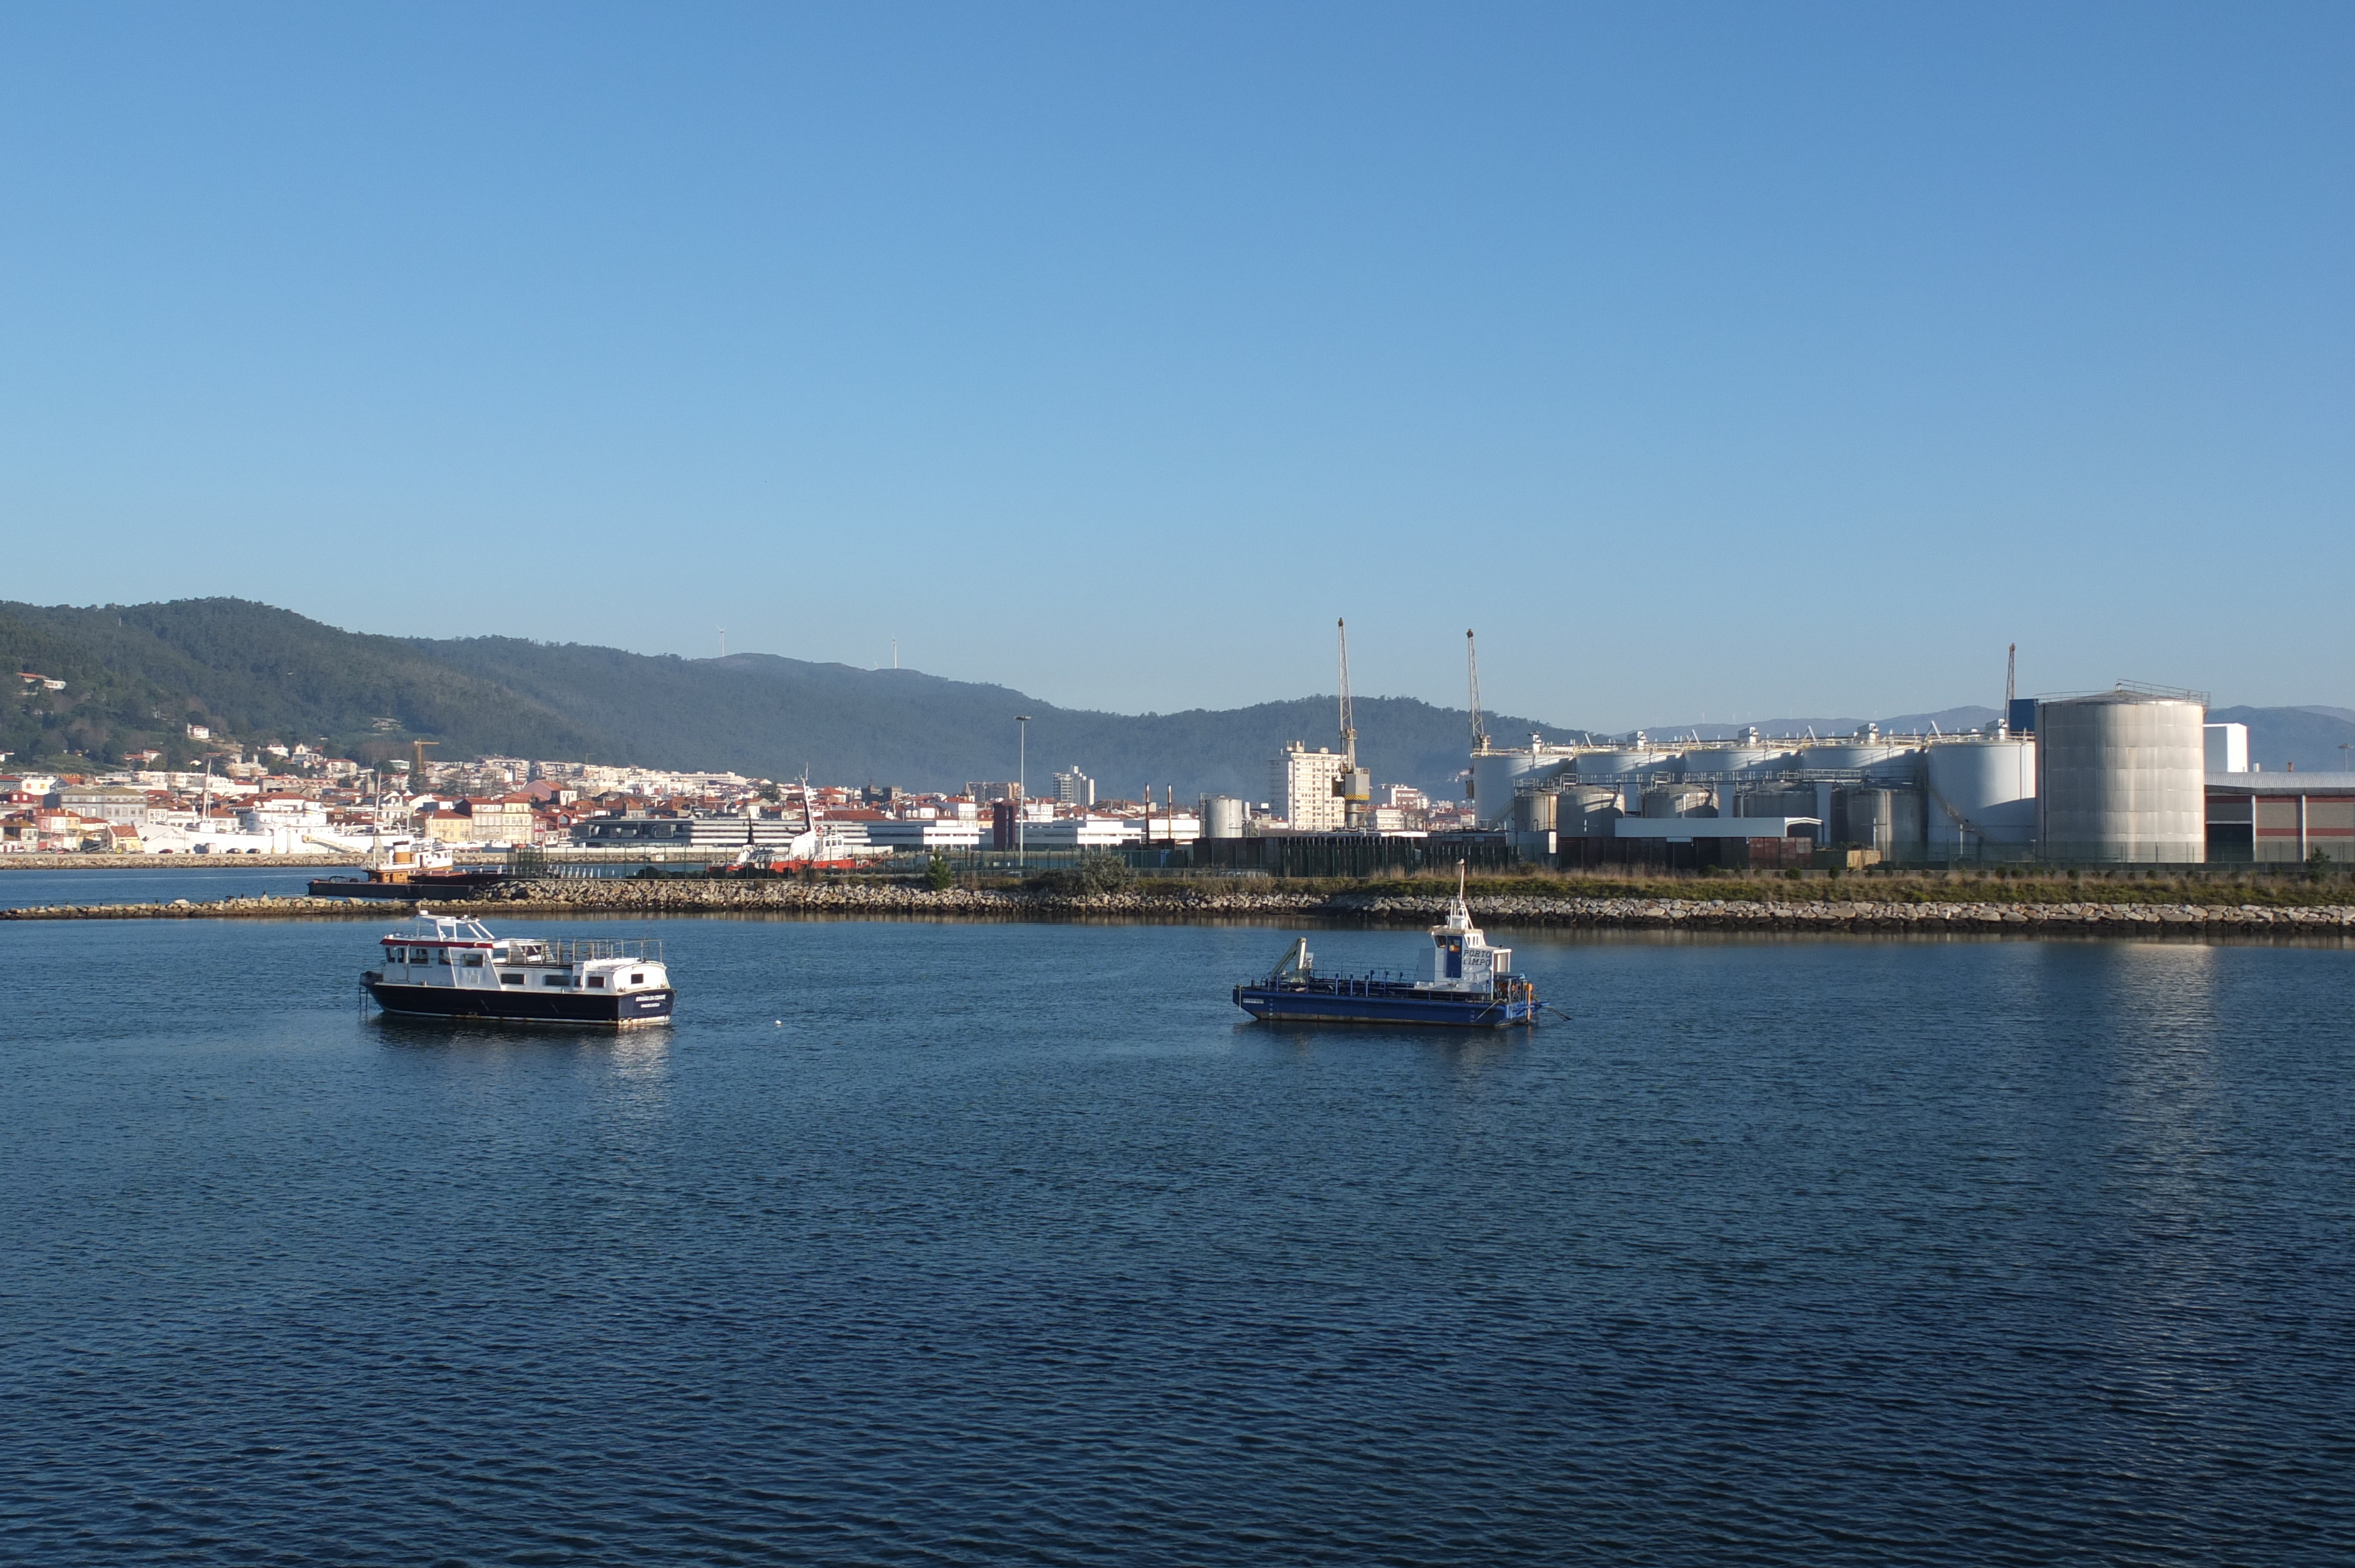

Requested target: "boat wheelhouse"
[
  {"left": 1232, "top": 869, "right": 1538, "bottom": 1029},
  {"left": 363, "top": 909, "right": 674, "bottom": 1026}
]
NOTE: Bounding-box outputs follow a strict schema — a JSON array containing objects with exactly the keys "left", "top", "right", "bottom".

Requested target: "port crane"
[
  {"left": 1335, "top": 619, "right": 1371, "bottom": 830},
  {"left": 1466, "top": 629, "right": 1490, "bottom": 755}
]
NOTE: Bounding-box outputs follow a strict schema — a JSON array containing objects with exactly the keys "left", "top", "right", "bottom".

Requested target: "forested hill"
[
  {"left": 0, "top": 598, "right": 1557, "bottom": 799},
  {"left": 7, "top": 598, "right": 2350, "bottom": 796}
]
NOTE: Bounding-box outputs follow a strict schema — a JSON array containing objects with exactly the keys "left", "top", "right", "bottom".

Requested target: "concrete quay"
[{"left": 6, "top": 878, "right": 2351, "bottom": 935}]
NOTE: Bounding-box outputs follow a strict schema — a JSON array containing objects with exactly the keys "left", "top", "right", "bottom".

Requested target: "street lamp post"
[{"left": 1016, "top": 715, "right": 1030, "bottom": 865}]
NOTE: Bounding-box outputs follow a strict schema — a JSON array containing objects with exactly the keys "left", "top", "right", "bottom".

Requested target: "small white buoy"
[{"left": 774, "top": 1019, "right": 782, "bottom": 1026}]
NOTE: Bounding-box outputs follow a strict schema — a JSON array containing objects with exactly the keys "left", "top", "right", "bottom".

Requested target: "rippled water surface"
[
  {"left": 0, "top": 863, "right": 326, "bottom": 909},
  {"left": 5, "top": 916, "right": 2350, "bottom": 1565}
]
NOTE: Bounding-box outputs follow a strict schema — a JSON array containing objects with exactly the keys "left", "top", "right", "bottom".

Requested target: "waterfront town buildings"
[
  {"left": 6, "top": 714, "right": 2344, "bottom": 863},
  {"left": 1, "top": 742, "right": 1458, "bottom": 858}
]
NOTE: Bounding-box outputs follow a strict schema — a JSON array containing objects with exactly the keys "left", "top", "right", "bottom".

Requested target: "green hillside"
[
  {"left": 9, "top": 598, "right": 2348, "bottom": 797},
  {"left": 0, "top": 599, "right": 1558, "bottom": 799}
]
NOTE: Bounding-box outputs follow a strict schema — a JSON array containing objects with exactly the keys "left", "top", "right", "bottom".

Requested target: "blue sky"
[{"left": 2, "top": 3, "right": 2347, "bottom": 729}]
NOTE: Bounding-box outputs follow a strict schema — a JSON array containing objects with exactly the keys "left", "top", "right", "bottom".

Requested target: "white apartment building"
[{"left": 1271, "top": 742, "right": 1348, "bottom": 832}]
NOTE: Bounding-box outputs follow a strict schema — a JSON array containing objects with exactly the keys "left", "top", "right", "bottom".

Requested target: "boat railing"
[
  {"left": 537, "top": 938, "right": 665, "bottom": 965},
  {"left": 1264, "top": 966, "right": 1420, "bottom": 992}
]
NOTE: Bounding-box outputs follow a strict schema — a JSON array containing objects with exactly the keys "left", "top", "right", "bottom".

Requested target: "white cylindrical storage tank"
[
  {"left": 1794, "top": 744, "right": 1924, "bottom": 785},
  {"left": 1923, "top": 740, "right": 2036, "bottom": 853},
  {"left": 1568, "top": 748, "right": 1674, "bottom": 780},
  {"left": 1469, "top": 752, "right": 1568, "bottom": 828},
  {"left": 1202, "top": 796, "right": 1249, "bottom": 840},
  {"left": 1677, "top": 746, "right": 1795, "bottom": 779},
  {"left": 1510, "top": 791, "right": 1558, "bottom": 832},
  {"left": 2036, "top": 693, "right": 2205, "bottom": 863},
  {"left": 1559, "top": 784, "right": 1622, "bottom": 838}
]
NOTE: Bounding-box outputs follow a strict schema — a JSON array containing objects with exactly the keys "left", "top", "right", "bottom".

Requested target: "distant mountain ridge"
[
  {"left": 0, "top": 598, "right": 1555, "bottom": 799},
  {"left": 4, "top": 598, "right": 2349, "bottom": 795}
]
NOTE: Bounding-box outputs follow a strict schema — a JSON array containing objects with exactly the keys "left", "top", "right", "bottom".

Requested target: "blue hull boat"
[
  {"left": 1232, "top": 867, "right": 1540, "bottom": 1029},
  {"left": 1233, "top": 975, "right": 1537, "bottom": 1028}
]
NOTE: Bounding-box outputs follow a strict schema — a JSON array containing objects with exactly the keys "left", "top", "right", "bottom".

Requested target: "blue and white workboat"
[
  {"left": 1233, "top": 875, "right": 1538, "bottom": 1028},
  {"left": 363, "top": 909, "right": 675, "bottom": 1026}
]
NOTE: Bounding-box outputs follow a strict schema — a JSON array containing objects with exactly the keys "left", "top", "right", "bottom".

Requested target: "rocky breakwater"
[
  {"left": 1, "top": 893, "right": 390, "bottom": 921},
  {"left": 450, "top": 879, "right": 2355, "bottom": 934},
  {"left": 6, "top": 877, "right": 2352, "bottom": 935},
  {"left": 1362, "top": 893, "right": 2355, "bottom": 935},
  {"left": 463, "top": 878, "right": 1335, "bottom": 920}
]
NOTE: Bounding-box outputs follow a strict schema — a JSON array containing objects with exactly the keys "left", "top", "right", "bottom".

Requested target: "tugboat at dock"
[
  {"left": 363, "top": 909, "right": 674, "bottom": 1026},
  {"left": 308, "top": 775, "right": 512, "bottom": 900},
  {"left": 310, "top": 840, "right": 510, "bottom": 900},
  {"left": 1233, "top": 866, "right": 1539, "bottom": 1029}
]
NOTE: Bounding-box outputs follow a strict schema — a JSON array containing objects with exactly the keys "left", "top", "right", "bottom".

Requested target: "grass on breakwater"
[
  {"left": 5, "top": 863, "right": 2352, "bottom": 935},
  {"left": 1356, "top": 864, "right": 2355, "bottom": 909}
]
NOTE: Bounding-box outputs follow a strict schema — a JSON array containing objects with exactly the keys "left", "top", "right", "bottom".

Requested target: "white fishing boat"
[{"left": 363, "top": 909, "right": 674, "bottom": 1026}]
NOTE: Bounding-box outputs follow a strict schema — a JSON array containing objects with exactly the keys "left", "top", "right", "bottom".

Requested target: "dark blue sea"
[{"left": 4, "top": 915, "right": 2350, "bottom": 1565}]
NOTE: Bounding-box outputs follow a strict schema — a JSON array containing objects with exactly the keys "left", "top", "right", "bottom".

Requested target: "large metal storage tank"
[
  {"left": 1643, "top": 785, "right": 1716, "bottom": 819},
  {"left": 1558, "top": 784, "right": 1623, "bottom": 838},
  {"left": 1509, "top": 791, "right": 1557, "bottom": 832},
  {"left": 1923, "top": 740, "right": 2036, "bottom": 853},
  {"left": 1795, "top": 743, "right": 1923, "bottom": 783},
  {"left": 1201, "top": 796, "right": 1249, "bottom": 840},
  {"left": 1468, "top": 752, "right": 1570, "bottom": 828},
  {"left": 1737, "top": 788, "right": 1818, "bottom": 820},
  {"left": 2035, "top": 692, "right": 2205, "bottom": 863},
  {"left": 1567, "top": 748, "right": 1674, "bottom": 780},
  {"left": 1677, "top": 746, "right": 1795, "bottom": 778},
  {"left": 1840, "top": 788, "right": 1925, "bottom": 858}
]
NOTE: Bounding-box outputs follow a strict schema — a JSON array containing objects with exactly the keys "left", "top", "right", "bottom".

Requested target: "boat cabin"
[
  {"left": 375, "top": 910, "right": 668, "bottom": 996},
  {"left": 1417, "top": 894, "right": 1511, "bottom": 994}
]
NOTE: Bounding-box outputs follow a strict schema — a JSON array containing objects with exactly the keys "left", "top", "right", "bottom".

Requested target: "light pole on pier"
[{"left": 1016, "top": 715, "right": 1030, "bottom": 865}]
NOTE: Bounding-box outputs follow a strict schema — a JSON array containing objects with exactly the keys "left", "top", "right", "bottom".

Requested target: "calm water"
[
  {"left": 0, "top": 864, "right": 327, "bottom": 909},
  {"left": 4, "top": 916, "right": 2350, "bottom": 1565}
]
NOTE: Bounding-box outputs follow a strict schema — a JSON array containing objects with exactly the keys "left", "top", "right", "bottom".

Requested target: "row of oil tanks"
[{"left": 1477, "top": 690, "right": 2206, "bottom": 863}]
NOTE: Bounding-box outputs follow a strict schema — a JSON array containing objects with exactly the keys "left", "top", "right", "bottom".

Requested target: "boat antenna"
[
  {"left": 1466, "top": 629, "right": 1489, "bottom": 755},
  {"left": 1457, "top": 858, "right": 1467, "bottom": 905}
]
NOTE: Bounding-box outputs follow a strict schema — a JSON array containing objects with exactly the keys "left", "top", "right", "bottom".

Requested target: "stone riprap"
[{"left": 7, "top": 877, "right": 2351, "bottom": 934}]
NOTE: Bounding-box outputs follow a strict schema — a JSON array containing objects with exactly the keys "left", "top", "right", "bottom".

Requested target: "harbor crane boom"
[
  {"left": 1335, "top": 618, "right": 1371, "bottom": 830},
  {"left": 1466, "top": 629, "right": 1490, "bottom": 755},
  {"left": 1337, "top": 618, "right": 1355, "bottom": 770}
]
